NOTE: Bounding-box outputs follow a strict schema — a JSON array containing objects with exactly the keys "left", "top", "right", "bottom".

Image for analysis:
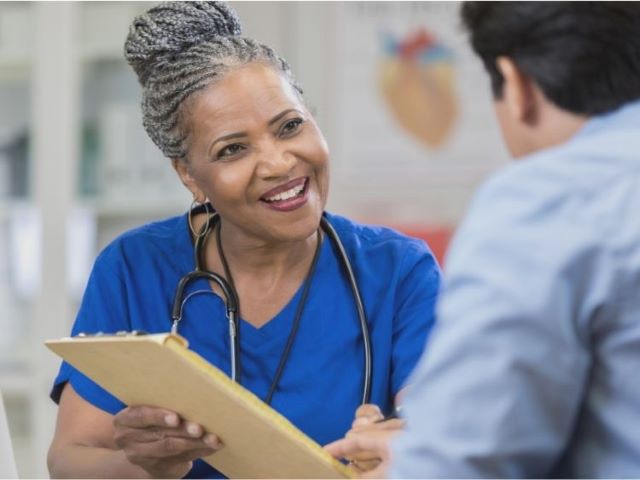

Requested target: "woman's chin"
[{"left": 265, "top": 214, "right": 323, "bottom": 244}]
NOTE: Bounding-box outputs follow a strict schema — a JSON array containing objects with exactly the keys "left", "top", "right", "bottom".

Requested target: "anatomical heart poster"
[{"left": 332, "top": 2, "right": 508, "bottom": 186}]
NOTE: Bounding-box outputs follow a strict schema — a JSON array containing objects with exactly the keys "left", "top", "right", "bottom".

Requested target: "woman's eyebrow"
[
  {"left": 208, "top": 131, "right": 247, "bottom": 156},
  {"left": 268, "top": 108, "right": 303, "bottom": 126},
  {"left": 208, "top": 109, "right": 303, "bottom": 155}
]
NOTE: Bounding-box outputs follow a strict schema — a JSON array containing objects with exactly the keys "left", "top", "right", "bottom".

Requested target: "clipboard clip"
[{"left": 76, "top": 330, "right": 149, "bottom": 337}]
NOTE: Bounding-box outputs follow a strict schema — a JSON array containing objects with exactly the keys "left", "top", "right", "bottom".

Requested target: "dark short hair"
[{"left": 461, "top": 2, "right": 640, "bottom": 115}]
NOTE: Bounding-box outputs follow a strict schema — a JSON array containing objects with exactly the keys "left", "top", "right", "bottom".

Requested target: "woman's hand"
[
  {"left": 325, "top": 429, "right": 395, "bottom": 479},
  {"left": 331, "top": 404, "right": 405, "bottom": 476},
  {"left": 113, "top": 406, "right": 222, "bottom": 479}
]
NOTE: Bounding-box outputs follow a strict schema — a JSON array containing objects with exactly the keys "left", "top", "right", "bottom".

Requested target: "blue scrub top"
[{"left": 52, "top": 211, "right": 441, "bottom": 478}]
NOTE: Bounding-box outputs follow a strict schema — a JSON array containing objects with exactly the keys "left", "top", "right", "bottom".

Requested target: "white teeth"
[{"left": 265, "top": 183, "right": 305, "bottom": 202}]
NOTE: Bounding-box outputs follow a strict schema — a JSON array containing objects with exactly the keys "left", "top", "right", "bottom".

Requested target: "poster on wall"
[{"left": 332, "top": 2, "right": 508, "bottom": 187}]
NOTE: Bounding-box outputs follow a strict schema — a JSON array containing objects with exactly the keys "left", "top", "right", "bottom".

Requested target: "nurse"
[{"left": 47, "top": 2, "right": 441, "bottom": 478}]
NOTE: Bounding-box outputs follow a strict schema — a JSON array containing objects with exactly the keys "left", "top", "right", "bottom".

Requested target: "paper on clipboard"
[{"left": 46, "top": 333, "right": 352, "bottom": 479}]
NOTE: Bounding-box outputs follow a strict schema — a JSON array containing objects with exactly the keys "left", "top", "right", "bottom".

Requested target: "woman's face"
[{"left": 175, "top": 63, "right": 330, "bottom": 244}]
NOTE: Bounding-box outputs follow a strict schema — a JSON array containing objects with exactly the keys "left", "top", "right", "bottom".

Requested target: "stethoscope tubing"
[
  {"left": 320, "top": 216, "right": 372, "bottom": 405},
  {"left": 171, "top": 211, "right": 372, "bottom": 405},
  {"left": 171, "top": 269, "right": 241, "bottom": 381}
]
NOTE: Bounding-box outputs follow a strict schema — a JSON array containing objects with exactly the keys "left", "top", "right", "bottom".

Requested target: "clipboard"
[{"left": 46, "top": 333, "right": 353, "bottom": 479}]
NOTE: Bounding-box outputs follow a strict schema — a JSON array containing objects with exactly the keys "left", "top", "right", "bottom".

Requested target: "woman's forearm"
[{"left": 48, "top": 443, "right": 151, "bottom": 479}]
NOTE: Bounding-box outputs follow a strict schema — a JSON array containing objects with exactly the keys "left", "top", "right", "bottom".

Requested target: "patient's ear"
[
  {"left": 172, "top": 158, "right": 205, "bottom": 202},
  {"left": 496, "top": 56, "right": 538, "bottom": 126}
]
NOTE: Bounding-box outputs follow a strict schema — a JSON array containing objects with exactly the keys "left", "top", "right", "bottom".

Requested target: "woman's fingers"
[
  {"left": 116, "top": 425, "right": 218, "bottom": 444},
  {"left": 114, "top": 406, "right": 219, "bottom": 442},
  {"left": 351, "top": 404, "right": 384, "bottom": 428},
  {"left": 346, "top": 449, "right": 384, "bottom": 463},
  {"left": 349, "top": 418, "right": 406, "bottom": 436},
  {"left": 349, "top": 458, "right": 381, "bottom": 475},
  {"left": 112, "top": 405, "right": 223, "bottom": 477},
  {"left": 354, "top": 404, "right": 383, "bottom": 419},
  {"left": 115, "top": 406, "right": 181, "bottom": 429},
  {"left": 124, "top": 436, "right": 221, "bottom": 477},
  {"left": 325, "top": 435, "right": 388, "bottom": 461},
  {"left": 326, "top": 428, "right": 397, "bottom": 477},
  {"left": 126, "top": 436, "right": 217, "bottom": 461}
]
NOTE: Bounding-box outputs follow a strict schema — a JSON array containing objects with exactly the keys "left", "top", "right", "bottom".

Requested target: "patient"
[{"left": 327, "top": 2, "right": 640, "bottom": 477}]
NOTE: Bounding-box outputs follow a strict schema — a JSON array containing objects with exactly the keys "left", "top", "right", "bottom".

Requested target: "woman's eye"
[
  {"left": 280, "top": 118, "right": 304, "bottom": 137},
  {"left": 217, "top": 143, "right": 245, "bottom": 160}
]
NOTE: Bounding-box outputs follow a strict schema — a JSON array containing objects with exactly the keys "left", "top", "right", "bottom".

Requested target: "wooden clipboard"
[{"left": 46, "top": 333, "right": 352, "bottom": 479}]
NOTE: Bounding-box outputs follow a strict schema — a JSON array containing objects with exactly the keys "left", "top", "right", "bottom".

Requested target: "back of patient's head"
[
  {"left": 124, "top": 1, "right": 301, "bottom": 161},
  {"left": 461, "top": 2, "right": 640, "bottom": 116}
]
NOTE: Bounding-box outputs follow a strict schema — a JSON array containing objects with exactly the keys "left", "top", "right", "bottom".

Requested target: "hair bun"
[{"left": 125, "top": 1, "right": 242, "bottom": 85}]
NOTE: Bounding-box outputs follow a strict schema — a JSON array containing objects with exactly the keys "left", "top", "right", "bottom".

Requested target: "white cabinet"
[
  {"left": 0, "top": 2, "right": 38, "bottom": 475},
  {"left": 0, "top": 2, "right": 187, "bottom": 476},
  {"left": 0, "top": 3, "right": 289, "bottom": 475}
]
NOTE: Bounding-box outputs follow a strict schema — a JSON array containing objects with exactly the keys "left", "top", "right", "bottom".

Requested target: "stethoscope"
[{"left": 170, "top": 209, "right": 372, "bottom": 405}]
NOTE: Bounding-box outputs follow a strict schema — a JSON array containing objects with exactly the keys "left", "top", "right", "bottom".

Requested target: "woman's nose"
[{"left": 255, "top": 146, "right": 296, "bottom": 179}]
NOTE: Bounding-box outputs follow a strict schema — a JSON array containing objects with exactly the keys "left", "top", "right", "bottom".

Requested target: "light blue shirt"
[{"left": 391, "top": 100, "right": 640, "bottom": 478}]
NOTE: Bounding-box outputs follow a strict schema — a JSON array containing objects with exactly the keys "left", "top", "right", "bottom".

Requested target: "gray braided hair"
[{"left": 125, "top": 1, "right": 303, "bottom": 160}]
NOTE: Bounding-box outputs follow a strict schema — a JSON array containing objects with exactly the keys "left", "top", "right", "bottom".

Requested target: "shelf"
[
  {"left": 0, "top": 199, "right": 31, "bottom": 221},
  {"left": 81, "top": 195, "right": 188, "bottom": 219},
  {"left": 0, "top": 197, "right": 188, "bottom": 220},
  {"left": 0, "top": 50, "right": 30, "bottom": 67},
  {"left": 0, "top": 2, "right": 33, "bottom": 81},
  {"left": 0, "top": 50, "right": 30, "bottom": 82}
]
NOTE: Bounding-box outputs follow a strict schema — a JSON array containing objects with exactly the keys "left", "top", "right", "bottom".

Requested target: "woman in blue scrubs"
[{"left": 47, "top": 2, "right": 441, "bottom": 478}]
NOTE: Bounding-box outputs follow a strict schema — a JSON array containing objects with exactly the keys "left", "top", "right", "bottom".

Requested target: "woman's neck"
[{"left": 198, "top": 215, "right": 319, "bottom": 282}]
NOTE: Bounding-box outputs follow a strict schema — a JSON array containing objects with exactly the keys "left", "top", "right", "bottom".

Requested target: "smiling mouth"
[{"left": 261, "top": 178, "right": 308, "bottom": 203}]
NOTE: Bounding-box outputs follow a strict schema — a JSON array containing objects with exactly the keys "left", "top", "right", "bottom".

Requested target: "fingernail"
[
  {"left": 187, "top": 423, "right": 200, "bottom": 437},
  {"left": 353, "top": 417, "right": 372, "bottom": 427},
  {"left": 164, "top": 414, "right": 179, "bottom": 427},
  {"left": 204, "top": 434, "right": 220, "bottom": 448}
]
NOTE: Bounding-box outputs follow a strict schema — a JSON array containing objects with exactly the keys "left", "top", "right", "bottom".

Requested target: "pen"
[{"left": 375, "top": 405, "right": 403, "bottom": 423}]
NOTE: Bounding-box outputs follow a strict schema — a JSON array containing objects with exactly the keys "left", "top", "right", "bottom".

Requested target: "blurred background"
[{"left": 0, "top": 1, "right": 507, "bottom": 476}]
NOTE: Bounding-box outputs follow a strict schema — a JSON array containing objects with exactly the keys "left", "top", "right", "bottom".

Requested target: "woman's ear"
[
  {"left": 496, "top": 56, "right": 538, "bottom": 126},
  {"left": 172, "top": 158, "right": 205, "bottom": 202}
]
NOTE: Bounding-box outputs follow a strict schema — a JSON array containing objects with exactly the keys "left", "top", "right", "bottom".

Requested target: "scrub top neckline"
[{"left": 178, "top": 213, "right": 331, "bottom": 344}]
